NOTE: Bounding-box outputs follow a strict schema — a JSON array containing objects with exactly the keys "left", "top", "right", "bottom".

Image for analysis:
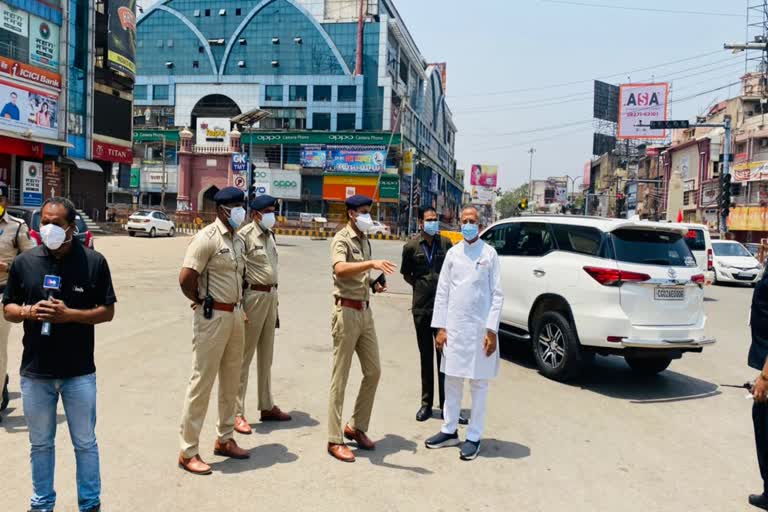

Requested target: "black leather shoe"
[
  {"left": 416, "top": 405, "right": 431, "bottom": 422},
  {"left": 750, "top": 494, "right": 768, "bottom": 510},
  {"left": 1, "top": 375, "right": 8, "bottom": 412}
]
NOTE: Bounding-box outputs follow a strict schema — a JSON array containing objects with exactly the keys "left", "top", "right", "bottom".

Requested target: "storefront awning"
[
  {"left": 0, "top": 129, "right": 73, "bottom": 148},
  {"left": 60, "top": 157, "right": 103, "bottom": 173}
]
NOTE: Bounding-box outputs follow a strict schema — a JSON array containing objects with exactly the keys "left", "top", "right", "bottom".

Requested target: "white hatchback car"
[
  {"left": 712, "top": 240, "right": 763, "bottom": 286},
  {"left": 480, "top": 216, "right": 715, "bottom": 381},
  {"left": 127, "top": 210, "right": 176, "bottom": 238},
  {"left": 365, "top": 220, "right": 391, "bottom": 236}
]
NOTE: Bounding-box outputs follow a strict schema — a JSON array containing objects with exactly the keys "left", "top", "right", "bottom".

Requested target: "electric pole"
[{"left": 527, "top": 147, "right": 535, "bottom": 209}]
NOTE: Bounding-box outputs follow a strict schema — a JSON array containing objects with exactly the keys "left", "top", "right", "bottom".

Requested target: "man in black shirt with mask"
[{"left": 3, "top": 197, "right": 116, "bottom": 512}]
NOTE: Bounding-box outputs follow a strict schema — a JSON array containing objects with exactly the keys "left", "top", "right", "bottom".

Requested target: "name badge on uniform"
[
  {"left": 352, "top": 249, "right": 361, "bottom": 255},
  {"left": 217, "top": 248, "right": 231, "bottom": 255}
]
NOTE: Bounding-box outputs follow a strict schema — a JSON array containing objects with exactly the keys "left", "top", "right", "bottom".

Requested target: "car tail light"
[
  {"left": 84, "top": 231, "right": 93, "bottom": 249},
  {"left": 143, "top": 219, "right": 151, "bottom": 223},
  {"left": 691, "top": 274, "right": 705, "bottom": 285},
  {"left": 707, "top": 248, "right": 714, "bottom": 271},
  {"left": 583, "top": 266, "right": 651, "bottom": 286},
  {"left": 607, "top": 336, "right": 624, "bottom": 343}
]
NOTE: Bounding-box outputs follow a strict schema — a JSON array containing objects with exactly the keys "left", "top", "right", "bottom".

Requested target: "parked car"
[
  {"left": 480, "top": 215, "right": 714, "bottom": 381},
  {"left": 711, "top": 240, "right": 762, "bottom": 286},
  {"left": 6, "top": 206, "right": 94, "bottom": 249},
  {"left": 126, "top": 210, "right": 175, "bottom": 238},
  {"left": 745, "top": 242, "right": 761, "bottom": 259},
  {"left": 365, "top": 220, "right": 391, "bottom": 236},
  {"left": 680, "top": 223, "right": 715, "bottom": 285}
]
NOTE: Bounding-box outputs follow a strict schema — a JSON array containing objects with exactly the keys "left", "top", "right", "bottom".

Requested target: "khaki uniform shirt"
[
  {"left": 182, "top": 218, "right": 244, "bottom": 304},
  {"left": 331, "top": 224, "right": 371, "bottom": 302},
  {"left": 0, "top": 213, "right": 35, "bottom": 286},
  {"left": 240, "top": 221, "right": 278, "bottom": 286}
]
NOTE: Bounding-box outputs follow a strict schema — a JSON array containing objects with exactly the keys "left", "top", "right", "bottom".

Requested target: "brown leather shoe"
[
  {"left": 260, "top": 405, "right": 292, "bottom": 422},
  {"left": 344, "top": 424, "right": 375, "bottom": 450},
  {"left": 235, "top": 415, "right": 252, "bottom": 435},
  {"left": 178, "top": 454, "right": 213, "bottom": 475},
  {"left": 327, "top": 442, "right": 355, "bottom": 462},
  {"left": 214, "top": 438, "right": 250, "bottom": 459}
]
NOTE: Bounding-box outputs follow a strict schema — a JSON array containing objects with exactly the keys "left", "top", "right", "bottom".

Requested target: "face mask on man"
[
  {"left": 259, "top": 212, "right": 276, "bottom": 230},
  {"left": 355, "top": 212, "right": 374, "bottom": 232},
  {"left": 40, "top": 223, "right": 70, "bottom": 250},
  {"left": 423, "top": 221, "right": 439, "bottom": 236},
  {"left": 461, "top": 223, "right": 479, "bottom": 242},
  {"left": 225, "top": 206, "right": 246, "bottom": 230}
]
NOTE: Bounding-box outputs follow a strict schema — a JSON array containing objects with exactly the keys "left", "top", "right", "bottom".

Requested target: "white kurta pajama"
[{"left": 431, "top": 239, "right": 503, "bottom": 442}]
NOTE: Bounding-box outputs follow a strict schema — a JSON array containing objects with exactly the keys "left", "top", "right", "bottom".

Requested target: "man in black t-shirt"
[{"left": 3, "top": 197, "right": 116, "bottom": 512}]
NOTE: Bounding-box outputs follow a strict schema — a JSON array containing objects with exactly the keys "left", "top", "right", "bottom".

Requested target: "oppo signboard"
[{"left": 251, "top": 170, "right": 302, "bottom": 199}]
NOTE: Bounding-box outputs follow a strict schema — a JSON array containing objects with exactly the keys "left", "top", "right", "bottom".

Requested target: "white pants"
[{"left": 440, "top": 375, "right": 489, "bottom": 442}]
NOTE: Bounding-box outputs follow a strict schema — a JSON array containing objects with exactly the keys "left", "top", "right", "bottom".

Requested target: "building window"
[
  {"left": 261, "top": 108, "right": 307, "bottom": 130},
  {"left": 338, "top": 86, "right": 356, "bottom": 102},
  {"left": 265, "top": 85, "right": 283, "bottom": 102},
  {"left": 204, "top": 8, "right": 210, "bottom": 16},
  {"left": 236, "top": 8, "right": 242, "bottom": 15},
  {"left": 192, "top": 60, "right": 199, "bottom": 69},
  {"left": 134, "top": 85, "right": 147, "bottom": 100},
  {"left": 156, "top": 40, "right": 164, "bottom": 48},
  {"left": 399, "top": 59, "right": 409, "bottom": 84},
  {"left": 198, "top": 46, "right": 204, "bottom": 53},
  {"left": 313, "top": 112, "right": 331, "bottom": 131},
  {"left": 167, "top": 40, "right": 174, "bottom": 48},
  {"left": 314, "top": 86, "right": 332, "bottom": 102},
  {"left": 193, "top": 9, "right": 200, "bottom": 16},
  {"left": 289, "top": 85, "right": 307, "bottom": 101},
  {"left": 337, "top": 113, "right": 356, "bottom": 131},
  {"left": 153, "top": 85, "right": 169, "bottom": 101}
]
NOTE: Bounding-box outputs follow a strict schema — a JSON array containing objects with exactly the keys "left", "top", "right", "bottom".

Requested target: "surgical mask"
[
  {"left": 259, "top": 212, "right": 276, "bottom": 230},
  {"left": 423, "top": 221, "right": 439, "bottom": 236},
  {"left": 226, "top": 207, "right": 246, "bottom": 229},
  {"left": 461, "top": 223, "right": 479, "bottom": 242},
  {"left": 40, "top": 223, "right": 69, "bottom": 250},
  {"left": 355, "top": 213, "right": 374, "bottom": 232}
]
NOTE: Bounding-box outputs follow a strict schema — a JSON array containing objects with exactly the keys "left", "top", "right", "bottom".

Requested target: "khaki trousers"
[
  {"left": 0, "top": 313, "right": 10, "bottom": 384},
  {"left": 179, "top": 307, "right": 245, "bottom": 458},
  {"left": 327, "top": 305, "right": 381, "bottom": 444},
  {"left": 236, "top": 289, "right": 278, "bottom": 416}
]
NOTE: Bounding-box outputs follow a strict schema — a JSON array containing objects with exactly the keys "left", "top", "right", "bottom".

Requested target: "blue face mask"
[
  {"left": 461, "top": 223, "right": 479, "bottom": 241},
  {"left": 423, "top": 221, "right": 439, "bottom": 236}
]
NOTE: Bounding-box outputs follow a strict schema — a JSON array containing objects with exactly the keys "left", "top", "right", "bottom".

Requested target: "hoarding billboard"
[
  {"left": 107, "top": 0, "right": 136, "bottom": 78},
  {"left": 618, "top": 83, "right": 669, "bottom": 139},
  {"left": 470, "top": 164, "right": 498, "bottom": 188},
  {"left": 196, "top": 117, "right": 230, "bottom": 146},
  {"left": 593, "top": 81, "right": 619, "bottom": 123},
  {"left": 402, "top": 148, "right": 414, "bottom": 176},
  {"left": 470, "top": 186, "right": 494, "bottom": 206},
  {"left": 29, "top": 14, "right": 59, "bottom": 71},
  {"left": 21, "top": 160, "right": 42, "bottom": 207},
  {"left": 300, "top": 145, "right": 326, "bottom": 168},
  {"left": 0, "top": 2, "right": 27, "bottom": 36},
  {"left": 0, "top": 78, "right": 58, "bottom": 138},
  {"left": 324, "top": 145, "right": 386, "bottom": 173}
]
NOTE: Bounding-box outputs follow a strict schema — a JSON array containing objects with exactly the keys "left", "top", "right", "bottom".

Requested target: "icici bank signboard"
[
  {"left": 93, "top": 140, "right": 132, "bottom": 164},
  {"left": 0, "top": 56, "right": 61, "bottom": 90}
]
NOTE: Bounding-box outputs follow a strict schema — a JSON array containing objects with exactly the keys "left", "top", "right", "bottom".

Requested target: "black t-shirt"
[{"left": 2, "top": 240, "right": 117, "bottom": 379}]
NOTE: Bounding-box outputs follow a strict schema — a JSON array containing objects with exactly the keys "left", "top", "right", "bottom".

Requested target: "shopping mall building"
[{"left": 131, "top": 0, "right": 462, "bottom": 229}]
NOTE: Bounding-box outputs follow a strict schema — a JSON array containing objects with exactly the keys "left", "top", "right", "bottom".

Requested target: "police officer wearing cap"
[
  {"left": 177, "top": 187, "right": 249, "bottom": 475},
  {"left": 327, "top": 194, "right": 396, "bottom": 462},
  {"left": 234, "top": 194, "right": 291, "bottom": 436},
  {"left": 0, "top": 182, "right": 35, "bottom": 420}
]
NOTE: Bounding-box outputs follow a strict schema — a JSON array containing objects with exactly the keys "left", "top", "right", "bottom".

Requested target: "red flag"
[{"left": 676, "top": 210, "right": 684, "bottom": 223}]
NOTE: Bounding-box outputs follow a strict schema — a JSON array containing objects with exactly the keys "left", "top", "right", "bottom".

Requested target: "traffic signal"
[
  {"left": 720, "top": 173, "right": 732, "bottom": 218},
  {"left": 518, "top": 198, "right": 528, "bottom": 210}
]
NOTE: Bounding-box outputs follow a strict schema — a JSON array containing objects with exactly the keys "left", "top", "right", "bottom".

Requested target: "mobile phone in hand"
[{"left": 371, "top": 273, "right": 387, "bottom": 293}]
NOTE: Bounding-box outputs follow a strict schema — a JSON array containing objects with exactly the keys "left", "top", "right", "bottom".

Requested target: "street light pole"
[
  {"left": 527, "top": 147, "right": 535, "bottom": 208},
  {"left": 160, "top": 133, "right": 167, "bottom": 211}
]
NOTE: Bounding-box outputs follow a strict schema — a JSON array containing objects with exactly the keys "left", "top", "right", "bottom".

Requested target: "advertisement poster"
[
  {"left": 471, "top": 186, "right": 494, "bottom": 206},
  {"left": 300, "top": 145, "right": 327, "bottom": 168},
  {"left": 271, "top": 170, "right": 302, "bottom": 200},
  {"left": 29, "top": 14, "right": 59, "bottom": 71},
  {"left": 617, "top": 83, "right": 669, "bottom": 139},
  {"left": 0, "top": 78, "right": 58, "bottom": 138},
  {"left": 470, "top": 164, "right": 498, "bottom": 187},
  {"left": 196, "top": 117, "right": 230, "bottom": 146},
  {"left": 43, "top": 160, "right": 61, "bottom": 199},
  {"left": 107, "top": 0, "right": 136, "bottom": 78},
  {"left": 0, "top": 2, "right": 27, "bottom": 36},
  {"left": 252, "top": 169, "right": 271, "bottom": 197},
  {"left": 402, "top": 148, "right": 414, "bottom": 176},
  {"left": 21, "top": 160, "right": 42, "bottom": 207},
  {"left": 324, "top": 145, "right": 386, "bottom": 173}
]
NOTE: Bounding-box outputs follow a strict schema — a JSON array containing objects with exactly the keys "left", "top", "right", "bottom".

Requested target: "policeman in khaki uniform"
[
  {"left": 234, "top": 194, "right": 291, "bottom": 436},
  {"left": 177, "top": 187, "right": 249, "bottom": 475},
  {"left": 327, "top": 195, "right": 396, "bottom": 463},
  {"left": 0, "top": 183, "right": 35, "bottom": 421}
]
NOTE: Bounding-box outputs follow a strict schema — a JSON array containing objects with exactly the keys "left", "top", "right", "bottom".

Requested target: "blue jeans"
[{"left": 21, "top": 374, "right": 101, "bottom": 512}]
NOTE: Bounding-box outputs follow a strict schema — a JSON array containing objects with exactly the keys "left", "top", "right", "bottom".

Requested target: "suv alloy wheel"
[{"left": 531, "top": 311, "right": 590, "bottom": 381}]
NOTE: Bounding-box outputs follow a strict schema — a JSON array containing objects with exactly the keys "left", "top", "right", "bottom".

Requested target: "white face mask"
[
  {"left": 226, "top": 207, "right": 246, "bottom": 229},
  {"left": 40, "top": 223, "right": 69, "bottom": 250},
  {"left": 259, "top": 212, "right": 276, "bottom": 230},
  {"left": 355, "top": 213, "right": 374, "bottom": 232}
]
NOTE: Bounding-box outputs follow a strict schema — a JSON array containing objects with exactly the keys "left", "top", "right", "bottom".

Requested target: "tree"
[{"left": 496, "top": 183, "right": 529, "bottom": 219}]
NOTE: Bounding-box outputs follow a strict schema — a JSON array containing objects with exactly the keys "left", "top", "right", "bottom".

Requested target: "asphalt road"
[{"left": 0, "top": 234, "right": 763, "bottom": 511}]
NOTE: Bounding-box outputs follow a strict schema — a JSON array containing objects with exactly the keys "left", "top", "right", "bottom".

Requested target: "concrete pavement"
[{"left": 0, "top": 234, "right": 763, "bottom": 511}]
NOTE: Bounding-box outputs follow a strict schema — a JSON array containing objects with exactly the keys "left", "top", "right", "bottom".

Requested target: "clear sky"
[{"left": 395, "top": 0, "right": 749, "bottom": 192}]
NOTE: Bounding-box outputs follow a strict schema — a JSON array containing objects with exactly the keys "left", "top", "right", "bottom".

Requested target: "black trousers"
[
  {"left": 754, "top": 401, "right": 768, "bottom": 495},
  {"left": 413, "top": 313, "right": 445, "bottom": 409}
]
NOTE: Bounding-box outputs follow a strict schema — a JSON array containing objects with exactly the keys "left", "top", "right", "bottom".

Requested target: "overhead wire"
[{"left": 539, "top": 0, "right": 745, "bottom": 18}]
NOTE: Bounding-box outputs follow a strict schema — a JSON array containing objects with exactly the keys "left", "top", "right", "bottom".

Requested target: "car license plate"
[
  {"left": 654, "top": 287, "right": 685, "bottom": 301},
  {"left": 738, "top": 272, "right": 755, "bottom": 278}
]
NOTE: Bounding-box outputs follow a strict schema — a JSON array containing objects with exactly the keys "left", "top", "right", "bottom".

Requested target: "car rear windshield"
[
  {"left": 684, "top": 229, "right": 706, "bottom": 252},
  {"left": 713, "top": 243, "right": 752, "bottom": 257},
  {"left": 133, "top": 210, "right": 151, "bottom": 217},
  {"left": 611, "top": 229, "right": 696, "bottom": 267}
]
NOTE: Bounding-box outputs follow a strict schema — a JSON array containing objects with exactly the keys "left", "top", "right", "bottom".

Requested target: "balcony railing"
[{"left": 191, "top": 144, "right": 231, "bottom": 154}]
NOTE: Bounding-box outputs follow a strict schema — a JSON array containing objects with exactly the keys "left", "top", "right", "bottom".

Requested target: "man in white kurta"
[{"left": 426, "top": 206, "right": 503, "bottom": 460}]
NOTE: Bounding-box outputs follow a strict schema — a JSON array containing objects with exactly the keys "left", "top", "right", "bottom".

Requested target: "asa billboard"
[{"left": 618, "top": 83, "right": 669, "bottom": 139}]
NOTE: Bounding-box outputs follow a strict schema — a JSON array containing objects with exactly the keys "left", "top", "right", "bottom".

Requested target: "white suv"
[{"left": 480, "top": 216, "right": 715, "bottom": 381}]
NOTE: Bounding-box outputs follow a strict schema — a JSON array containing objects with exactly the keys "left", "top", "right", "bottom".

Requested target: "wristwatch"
[{"left": 760, "top": 372, "right": 768, "bottom": 382}]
